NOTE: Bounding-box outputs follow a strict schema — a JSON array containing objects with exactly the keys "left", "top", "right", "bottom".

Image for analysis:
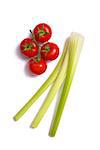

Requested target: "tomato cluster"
[{"left": 20, "top": 23, "right": 59, "bottom": 75}]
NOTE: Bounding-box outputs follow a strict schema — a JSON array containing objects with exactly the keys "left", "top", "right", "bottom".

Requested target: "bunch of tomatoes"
[{"left": 20, "top": 23, "right": 59, "bottom": 75}]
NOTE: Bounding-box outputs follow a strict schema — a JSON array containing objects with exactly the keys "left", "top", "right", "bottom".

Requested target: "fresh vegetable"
[
  {"left": 49, "top": 32, "right": 84, "bottom": 137},
  {"left": 31, "top": 40, "right": 69, "bottom": 128},
  {"left": 13, "top": 39, "right": 68, "bottom": 121},
  {"left": 19, "top": 23, "right": 58, "bottom": 76},
  {"left": 29, "top": 57, "right": 47, "bottom": 75},
  {"left": 41, "top": 42, "right": 59, "bottom": 60},
  {"left": 20, "top": 38, "right": 38, "bottom": 58},
  {"left": 33, "top": 23, "right": 52, "bottom": 43}
]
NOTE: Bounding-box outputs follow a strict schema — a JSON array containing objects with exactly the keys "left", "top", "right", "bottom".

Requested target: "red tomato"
[
  {"left": 29, "top": 57, "right": 47, "bottom": 75},
  {"left": 20, "top": 38, "right": 38, "bottom": 58},
  {"left": 33, "top": 23, "right": 52, "bottom": 43},
  {"left": 41, "top": 42, "right": 59, "bottom": 60}
]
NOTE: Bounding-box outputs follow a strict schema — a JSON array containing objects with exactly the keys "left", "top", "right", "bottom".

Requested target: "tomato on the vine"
[
  {"left": 20, "top": 38, "right": 38, "bottom": 58},
  {"left": 33, "top": 23, "right": 52, "bottom": 43},
  {"left": 41, "top": 42, "right": 59, "bottom": 61},
  {"left": 29, "top": 57, "right": 47, "bottom": 75}
]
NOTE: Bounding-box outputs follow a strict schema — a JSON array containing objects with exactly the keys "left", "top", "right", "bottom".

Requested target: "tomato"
[
  {"left": 33, "top": 23, "right": 52, "bottom": 43},
  {"left": 41, "top": 42, "right": 59, "bottom": 60},
  {"left": 29, "top": 57, "right": 47, "bottom": 75},
  {"left": 20, "top": 38, "right": 38, "bottom": 58}
]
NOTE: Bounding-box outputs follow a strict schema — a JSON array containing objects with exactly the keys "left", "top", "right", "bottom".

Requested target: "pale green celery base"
[
  {"left": 13, "top": 39, "right": 69, "bottom": 121},
  {"left": 49, "top": 33, "right": 84, "bottom": 137},
  {"left": 31, "top": 41, "right": 69, "bottom": 128}
]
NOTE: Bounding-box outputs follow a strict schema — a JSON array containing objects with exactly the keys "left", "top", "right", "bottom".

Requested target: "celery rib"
[
  {"left": 13, "top": 39, "right": 69, "bottom": 121},
  {"left": 31, "top": 39, "right": 69, "bottom": 128},
  {"left": 49, "top": 33, "right": 84, "bottom": 137}
]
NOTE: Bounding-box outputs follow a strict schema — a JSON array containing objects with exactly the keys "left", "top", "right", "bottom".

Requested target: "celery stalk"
[
  {"left": 49, "top": 33, "right": 84, "bottom": 137},
  {"left": 13, "top": 39, "right": 69, "bottom": 121},
  {"left": 31, "top": 39, "right": 69, "bottom": 128}
]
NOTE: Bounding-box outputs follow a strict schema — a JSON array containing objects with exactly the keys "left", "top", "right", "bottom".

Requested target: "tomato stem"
[
  {"left": 29, "top": 30, "right": 35, "bottom": 41},
  {"left": 30, "top": 29, "right": 41, "bottom": 59}
]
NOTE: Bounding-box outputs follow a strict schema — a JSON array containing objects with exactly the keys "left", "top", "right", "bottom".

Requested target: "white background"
[{"left": 0, "top": 0, "right": 100, "bottom": 149}]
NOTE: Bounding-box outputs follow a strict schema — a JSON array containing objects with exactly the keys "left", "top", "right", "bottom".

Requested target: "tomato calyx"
[
  {"left": 41, "top": 45, "right": 50, "bottom": 53},
  {"left": 37, "top": 24, "right": 49, "bottom": 37},
  {"left": 22, "top": 43, "right": 33, "bottom": 52},
  {"left": 32, "top": 55, "right": 41, "bottom": 62}
]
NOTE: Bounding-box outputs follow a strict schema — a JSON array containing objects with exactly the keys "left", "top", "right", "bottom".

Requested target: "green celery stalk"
[
  {"left": 49, "top": 32, "right": 84, "bottom": 137},
  {"left": 31, "top": 39, "right": 69, "bottom": 128},
  {"left": 13, "top": 39, "right": 69, "bottom": 121}
]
